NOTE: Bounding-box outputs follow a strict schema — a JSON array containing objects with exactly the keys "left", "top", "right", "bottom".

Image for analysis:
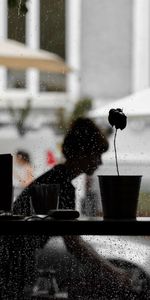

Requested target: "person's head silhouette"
[
  {"left": 62, "top": 117, "right": 108, "bottom": 176},
  {"left": 13, "top": 117, "right": 109, "bottom": 215}
]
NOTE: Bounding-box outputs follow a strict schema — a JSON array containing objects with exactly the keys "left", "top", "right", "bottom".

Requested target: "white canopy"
[
  {"left": 88, "top": 88, "right": 150, "bottom": 119},
  {"left": 0, "top": 39, "right": 71, "bottom": 73}
]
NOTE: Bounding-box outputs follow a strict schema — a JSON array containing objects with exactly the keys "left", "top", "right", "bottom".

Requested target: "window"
[
  {"left": 8, "top": 1, "right": 26, "bottom": 88},
  {"left": 40, "top": 0, "right": 66, "bottom": 92}
]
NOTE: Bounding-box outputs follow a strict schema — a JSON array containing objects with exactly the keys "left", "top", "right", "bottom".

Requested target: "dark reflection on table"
[{"left": 0, "top": 235, "right": 150, "bottom": 299}]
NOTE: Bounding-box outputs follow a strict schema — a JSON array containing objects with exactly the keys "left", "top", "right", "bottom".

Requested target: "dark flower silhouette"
[
  {"left": 108, "top": 108, "right": 127, "bottom": 175},
  {"left": 108, "top": 108, "right": 127, "bottom": 130}
]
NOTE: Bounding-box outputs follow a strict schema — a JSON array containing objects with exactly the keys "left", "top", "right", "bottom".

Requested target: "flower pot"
[{"left": 98, "top": 175, "right": 142, "bottom": 220}]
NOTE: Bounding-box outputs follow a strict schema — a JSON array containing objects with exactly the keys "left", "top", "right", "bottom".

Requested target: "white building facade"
[{"left": 0, "top": 0, "right": 149, "bottom": 109}]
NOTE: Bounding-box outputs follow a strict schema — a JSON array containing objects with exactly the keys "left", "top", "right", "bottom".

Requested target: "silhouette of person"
[
  {"left": 13, "top": 117, "right": 109, "bottom": 215},
  {"left": 2, "top": 117, "right": 108, "bottom": 298},
  {"left": 14, "top": 150, "right": 34, "bottom": 188},
  {"left": 0, "top": 117, "right": 109, "bottom": 299}
]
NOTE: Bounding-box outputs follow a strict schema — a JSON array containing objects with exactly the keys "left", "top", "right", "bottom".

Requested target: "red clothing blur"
[{"left": 46, "top": 150, "right": 57, "bottom": 166}]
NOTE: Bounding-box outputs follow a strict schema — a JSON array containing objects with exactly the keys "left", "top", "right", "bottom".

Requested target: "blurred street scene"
[
  {"left": 0, "top": 0, "right": 148, "bottom": 216},
  {"left": 0, "top": 1, "right": 150, "bottom": 299}
]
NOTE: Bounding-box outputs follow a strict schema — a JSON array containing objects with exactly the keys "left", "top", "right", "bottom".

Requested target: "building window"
[
  {"left": 7, "top": 2, "right": 26, "bottom": 89},
  {"left": 40, "top": 0, "right": 66, "bottom": 92}
]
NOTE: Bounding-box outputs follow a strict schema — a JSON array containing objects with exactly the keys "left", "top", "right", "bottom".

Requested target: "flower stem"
[{"left": 114, "top": 129, "right": 119, "bottom": 176}]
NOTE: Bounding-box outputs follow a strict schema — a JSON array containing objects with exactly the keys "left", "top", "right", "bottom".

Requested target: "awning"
[
  {"left": 88, "top": 88, "right": 150, "bottom": 120},
  {"left": 0, "top": 39, "right": 72, "bottom": 74}
]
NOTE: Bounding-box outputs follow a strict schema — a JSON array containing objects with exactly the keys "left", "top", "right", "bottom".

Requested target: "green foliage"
[
  {"left": 68, "top": 98, "right": 92, "bottom": 124},
  {"left": 137, "top": 192, "right": 150, "bottom": 216},
  {"left": 8, "top": 99, "right": 31, "bottom": 136},
  {"left": 56, "top": 97, "right": 92, "bottom": 134},
  {"left": 56, "top": 107, "right": 68, "bottom": 134}
]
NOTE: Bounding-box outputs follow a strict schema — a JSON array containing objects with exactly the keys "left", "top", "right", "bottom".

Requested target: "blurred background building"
[{"left": 1, "top": 0, "right": 149, "bottom": 118}]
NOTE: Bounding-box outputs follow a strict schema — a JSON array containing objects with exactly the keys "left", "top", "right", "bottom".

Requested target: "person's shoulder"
[
  {"left": 48, "top": 164, "right": 68, "bottom": 180},
  {"left": 34, "top": 164, "right": 66, "bottom": 183}
]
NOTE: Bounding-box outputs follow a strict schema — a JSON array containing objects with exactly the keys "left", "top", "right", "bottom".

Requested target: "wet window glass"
[
  {"left": 0, "top": 1, "right": 149, "bottom": 215},
  {"left": 0, "top": 1, "right": 150, "bottom": 298}
]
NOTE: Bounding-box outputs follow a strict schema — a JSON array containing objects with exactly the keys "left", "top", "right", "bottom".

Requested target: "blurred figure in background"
[{"left": 13, "top": 150, "right": 34, "bottom": 199}]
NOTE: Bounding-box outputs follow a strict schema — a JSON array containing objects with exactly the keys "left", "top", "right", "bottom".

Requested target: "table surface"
[{"left": 0, "top": 216, "right": 150, "bottom": 235}]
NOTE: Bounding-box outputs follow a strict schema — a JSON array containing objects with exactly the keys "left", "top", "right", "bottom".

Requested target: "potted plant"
[{"left": 98, "top": 108, "right": 142, "bottom": 220}]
